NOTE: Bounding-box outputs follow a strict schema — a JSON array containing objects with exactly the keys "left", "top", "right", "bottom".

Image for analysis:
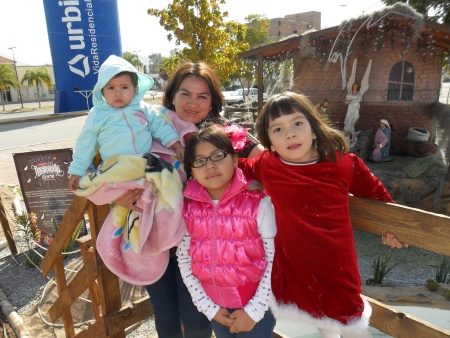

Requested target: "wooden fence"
[
  {"left": 2, "top": 191, "right": 450, "bottom": 337},
  {"left": 34, "top": 193, "right": 450, "bottom": 337}
]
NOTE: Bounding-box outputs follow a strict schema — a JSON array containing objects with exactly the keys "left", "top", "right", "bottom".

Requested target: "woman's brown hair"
[{"left": 163, "top": 62, "right": 224, "bottom": 118}]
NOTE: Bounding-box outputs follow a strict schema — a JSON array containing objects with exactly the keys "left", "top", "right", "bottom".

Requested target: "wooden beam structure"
[
  {"left": 37, "top": 192, "right": 450, "bottom": 337},
  {"left": 0, "top": 197, "right": 18, "bottom": 256}
]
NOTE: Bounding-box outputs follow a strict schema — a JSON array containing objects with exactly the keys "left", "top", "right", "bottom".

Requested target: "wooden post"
[
  {"left": 0, "top": 196, "right": 18, "bottom": 255},
  {"left": 77, "top": 235, "right": 101, "bottom": 320},
  {"left": 54, "top": 255, "right": 76, "bottom": 337},
  {"left": 257, "top": 52, "right": 264, "bottom": 113},
  {"left": 88, "top": 204, "right": 125, "bottom": 338}
]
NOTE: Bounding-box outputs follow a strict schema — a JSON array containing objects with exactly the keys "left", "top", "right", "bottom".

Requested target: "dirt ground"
[
  {"left": 362, "top": 283, "right": 450, "bottom": 311},
  {"left": 0, "top": 313, "right": 17, "bottom": 338}
]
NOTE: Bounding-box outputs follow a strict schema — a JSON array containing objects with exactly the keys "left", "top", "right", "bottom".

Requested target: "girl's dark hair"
[
  {"left": 113, "top": 71, "right": 138, "bottom": 88},
  {"left": 257, "top": 91, "right": 349, "bottom": 162},
  {"left": 184, "top": 124, "right": 236, "bottom": 178},
  {"left": 163, "top": 62, "right": 224, "bottom": 117}
]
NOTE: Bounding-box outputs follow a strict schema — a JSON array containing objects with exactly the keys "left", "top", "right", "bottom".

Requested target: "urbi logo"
[
  {"left": 59, "top": 0, "right": 91, "bottom": 78},
  {"left": 68, "top": 54, "right": 90, "bottom": 78}
]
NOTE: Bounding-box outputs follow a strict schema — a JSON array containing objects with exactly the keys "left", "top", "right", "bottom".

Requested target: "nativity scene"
[{"left": 240, "top": 2, "right": 450, "bottom": 215}]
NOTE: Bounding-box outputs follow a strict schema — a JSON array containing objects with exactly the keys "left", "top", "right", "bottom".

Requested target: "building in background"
[
  {"left": 0, "top": 55, "right": 55, "bottom": 104},
  {"left": 267, "top": 11, "right": 321, "bottom": 42},
  {"left": 241, "top": 8, "right": 449, "bottom": 139}
]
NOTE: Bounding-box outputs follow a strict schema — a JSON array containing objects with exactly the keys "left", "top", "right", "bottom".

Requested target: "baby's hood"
[{"left": 92, "top": 55, "right": 154, "bottom": 108}]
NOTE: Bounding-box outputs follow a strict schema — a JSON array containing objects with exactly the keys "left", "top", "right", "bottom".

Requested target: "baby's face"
[{"left": 102, "top": 74, "right": 137, "bottom": 108}]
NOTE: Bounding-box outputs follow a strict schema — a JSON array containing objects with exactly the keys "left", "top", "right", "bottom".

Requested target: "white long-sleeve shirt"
[{"left": 177, "top": 196, "right": 276, "bottom": 323}]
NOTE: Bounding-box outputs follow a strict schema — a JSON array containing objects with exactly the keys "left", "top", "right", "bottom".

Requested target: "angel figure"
[{"left": 343, "top": 59, "right": 372, "bottom": 133}]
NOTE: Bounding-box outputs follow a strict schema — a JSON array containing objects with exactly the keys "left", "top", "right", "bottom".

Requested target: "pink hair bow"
[{"left": 223, "top": 124, "right": 248, "bottom": 151}]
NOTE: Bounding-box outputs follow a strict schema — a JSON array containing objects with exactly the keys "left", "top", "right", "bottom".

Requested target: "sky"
[{"left": 0, "top": 0, "right": 385, "bottom": 66}]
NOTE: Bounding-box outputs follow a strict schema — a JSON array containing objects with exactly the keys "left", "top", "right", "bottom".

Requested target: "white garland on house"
[{"left": 327, "top": 2, "right": 424, "bottom": 89}]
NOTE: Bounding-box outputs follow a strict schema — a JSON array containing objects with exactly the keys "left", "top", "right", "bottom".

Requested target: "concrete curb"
[
  {"left": 0, "top": 111, "right": 88, "bottom": 125},
  {"left": 0, "top": 288, "right": 31, "bottom": 337}
]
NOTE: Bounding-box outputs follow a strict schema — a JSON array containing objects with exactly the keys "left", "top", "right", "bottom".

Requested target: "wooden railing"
[{"left": 34, "top": 193, "right": 450, "bottom": 337}]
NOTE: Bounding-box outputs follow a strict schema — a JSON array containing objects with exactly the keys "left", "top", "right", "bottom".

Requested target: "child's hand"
[
  {"left": 382, "top": 232, "right": 408, "bottom": 248},
  {"left": 213, "top": 307, "right": 234, "bottom": 327},
  {"left": 229, "top": 309, "right": 256, "bottom": 333},
  {"left": 172, "top": 141, "right": 185, "bottom": 161},
  {"left": 68, "top": 175, "right": 80, "bottom": 191}
]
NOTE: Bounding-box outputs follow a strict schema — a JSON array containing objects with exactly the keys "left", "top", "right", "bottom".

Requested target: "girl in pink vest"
[{"left": 177, "top": 125, "right": 277, "bottom": 337}]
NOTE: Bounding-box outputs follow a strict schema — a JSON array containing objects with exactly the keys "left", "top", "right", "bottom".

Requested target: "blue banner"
[{"left": 43, "top": 0, "right": 122, "bottom": 113}]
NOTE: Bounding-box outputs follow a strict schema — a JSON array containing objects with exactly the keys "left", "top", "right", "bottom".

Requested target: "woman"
[
  {"left": 370, "top": 118, "right": 391, "bottom": 162},
  {"left": 117, "top": 61, "right": 263, "bottom": 338}
]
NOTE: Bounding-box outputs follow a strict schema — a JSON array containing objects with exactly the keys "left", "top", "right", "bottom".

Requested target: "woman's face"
[
  {"left": 172, "top": 76, "right": 213, "bottom": 124},
  {"left": 352, "top": 84, "right": 359, "bottom": 92}
]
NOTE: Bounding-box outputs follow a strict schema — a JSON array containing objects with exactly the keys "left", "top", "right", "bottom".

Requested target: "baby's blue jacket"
[{"left": 68, "top": 55, "right": 179, "bottom": 177}]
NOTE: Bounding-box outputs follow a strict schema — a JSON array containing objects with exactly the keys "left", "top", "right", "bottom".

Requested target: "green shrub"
[
  {"left": 426, "top": 279, "right": 439, "bottom": 291},
  {"left": 52, "top": 217, "right": 84, "bottom": 254},
  {"left": 15, "top": 213, "right": 37, "bottom": 244},
  {"left": 367, "top": 248, "right": 399, "bottom": 286},
  {"left": 435, "top": 256, "right": 450, "bottom": 284},
  {"left": 21, "top": 251, "right": 41, "bottom": 268},
  {"left": 443, "top": 290, "right": 450, "bottom": 301}
]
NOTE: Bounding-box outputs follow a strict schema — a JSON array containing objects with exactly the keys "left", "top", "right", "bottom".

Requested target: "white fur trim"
[{"left": 270, "top": 297, "right": 372, "bottom": 335}]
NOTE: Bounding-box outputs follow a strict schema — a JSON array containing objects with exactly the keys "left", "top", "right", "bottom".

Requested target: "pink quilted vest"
[{"left": 183, "top": 168, "right": 267, "bottom": 308}]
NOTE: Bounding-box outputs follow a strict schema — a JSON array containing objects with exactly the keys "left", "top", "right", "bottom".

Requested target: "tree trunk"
[
  {"left": 1, "top": 91, "right": 5, "bottom": 111},
  {"left": 37, "top": 84, "right": 41, "bottom": 108}
]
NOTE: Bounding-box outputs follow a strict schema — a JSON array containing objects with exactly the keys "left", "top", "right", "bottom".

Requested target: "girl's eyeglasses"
[{"left": 192, "top": 151, "right": 229, "bottom": 168}]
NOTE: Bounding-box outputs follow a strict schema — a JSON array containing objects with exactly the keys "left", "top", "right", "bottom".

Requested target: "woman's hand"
[
  {"left": 382, "top": 232, "right": 408, "bottom": 248},
  {"left": 114, "top": 189, "right": 144, "bottom": 212}
]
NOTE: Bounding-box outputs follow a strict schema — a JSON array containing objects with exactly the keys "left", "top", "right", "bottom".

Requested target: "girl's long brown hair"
[
  {"left": 184, "top": 124, "right": 236, "bottom": 178},
  {"left": 257, "top": 91, "right": 349, "bottom": 162}
]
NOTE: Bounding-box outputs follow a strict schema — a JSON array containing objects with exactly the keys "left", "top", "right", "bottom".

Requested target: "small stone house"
[{"left": 240, "top": 3, "right": 450, "bottom": 139}]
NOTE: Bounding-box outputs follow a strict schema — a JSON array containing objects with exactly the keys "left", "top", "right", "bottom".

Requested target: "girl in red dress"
[{"left": 239, "top": 92, "right": 406, "bottom": 338}]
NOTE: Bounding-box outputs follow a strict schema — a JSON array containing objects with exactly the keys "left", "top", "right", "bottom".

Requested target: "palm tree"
[
  {"left": 123, "top": 51, "right": 144, "bottom": 72},
  {"left": 21, "top": 67, "right": 53, "bottom": 108},
  {"left": 0, "top": 64, "right": 20, "bottom": 111}
]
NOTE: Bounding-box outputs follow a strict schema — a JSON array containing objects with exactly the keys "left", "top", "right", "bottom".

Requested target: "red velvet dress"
[{"left": 239, "top": 151, "right": 394, "bottom": 333}]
